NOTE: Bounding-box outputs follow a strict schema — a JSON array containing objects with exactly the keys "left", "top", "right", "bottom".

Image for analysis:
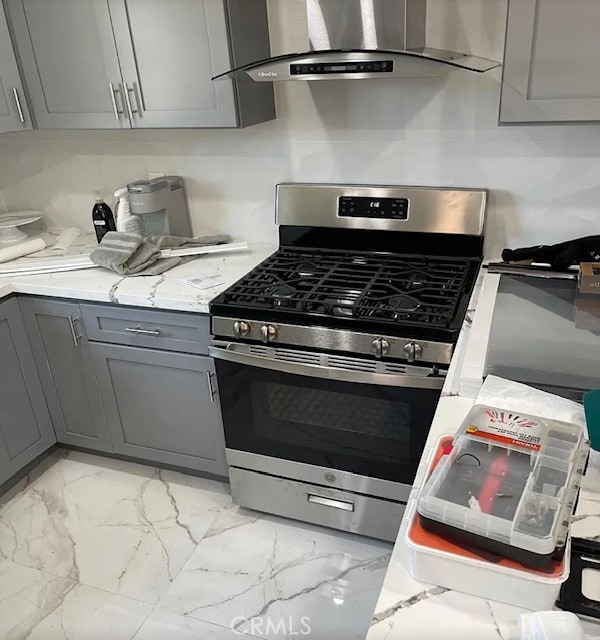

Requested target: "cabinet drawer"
[{"left": 81, "top": 304, "right": 210, "bottom": 354}]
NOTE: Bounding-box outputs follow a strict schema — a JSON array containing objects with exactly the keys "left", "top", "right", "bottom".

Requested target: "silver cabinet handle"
[
  {"left": 125, "top": 327, "right": 161, "bottom": 336},
  {"left": 68, "top": 316, "right": 82, "bottom": 347},
  {"left": 109, "top": 83, "right": 121, "bottom": 120},
  {"left": 307, "top": 494, "right": 354, "bottom": 512},
  {"left": 206, "top": 371, "right": 216, "bottom": 402},
  {"left": 12, "top": 88, "right": 25, "bottom": 124},
  {"left": 123, "top": 82, "right": 138, "bottom": 121}
]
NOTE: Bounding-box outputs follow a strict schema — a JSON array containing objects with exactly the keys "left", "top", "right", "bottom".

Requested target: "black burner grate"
[{"left": 218, "top": 248, "right": 475, "bottom": 330}]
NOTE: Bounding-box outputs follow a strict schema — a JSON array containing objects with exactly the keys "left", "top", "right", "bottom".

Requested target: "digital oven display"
[{"left": 338, "top": 196, "right": 410, "bottom": 221}]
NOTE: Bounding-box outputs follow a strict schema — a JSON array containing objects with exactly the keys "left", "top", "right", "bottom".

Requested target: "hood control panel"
[{"left": 290, "top": 61, "right": 394, "bottom": 75}]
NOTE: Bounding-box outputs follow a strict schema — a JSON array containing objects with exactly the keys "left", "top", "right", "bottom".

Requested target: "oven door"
[{"left": 209, "top": 342, "right": 443, "bottom": 495}]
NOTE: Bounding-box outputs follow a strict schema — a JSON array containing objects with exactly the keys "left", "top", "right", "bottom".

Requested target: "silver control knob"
[
  {"left": 260, "top": 325, "right": 278, "bottom": 343},
  {"left": 372, "top": 338, "right": 391, "bottom": 358},
  {"left": 403, "top": 342, "right": 423, "bottom": 363},
  {"left": 233, "top": 321, "right": 250, "bottom": 338}
]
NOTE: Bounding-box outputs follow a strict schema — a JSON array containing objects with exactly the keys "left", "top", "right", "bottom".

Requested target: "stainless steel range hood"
[{"left": 214, "top": 0, "right": 500, "bottom": 82}]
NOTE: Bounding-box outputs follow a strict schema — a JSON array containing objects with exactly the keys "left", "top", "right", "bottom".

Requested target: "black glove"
[{"left": 502, "top": 236, "right": 600, "bottom": 271}]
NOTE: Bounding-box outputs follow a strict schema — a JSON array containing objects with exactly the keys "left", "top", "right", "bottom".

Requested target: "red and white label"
[{"left": 465, "top": 409, "right": 544, "bottom": 452}]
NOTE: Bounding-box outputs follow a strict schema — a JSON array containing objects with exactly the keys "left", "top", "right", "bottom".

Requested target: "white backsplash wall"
[{"left": 0, "top": 0, "right": 600, "bottom": 255}]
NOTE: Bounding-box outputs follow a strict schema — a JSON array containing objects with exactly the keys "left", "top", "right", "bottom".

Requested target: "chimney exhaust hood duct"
[{"left": 214, "top": 0, "right": 500, "bottom": 82}]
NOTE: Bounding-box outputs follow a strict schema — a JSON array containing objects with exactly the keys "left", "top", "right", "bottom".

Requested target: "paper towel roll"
[{"left": 0, "top": 238, "right": 46, "bottom": 263}]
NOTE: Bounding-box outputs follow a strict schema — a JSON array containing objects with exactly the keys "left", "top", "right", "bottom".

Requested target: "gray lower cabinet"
[
  {"left": 501, "top": 0, "right": 600, "bottom": 123},
  {"left": 91, "top": 342, "right": 227, "bottom": 476},
  {"left": 0, "top": 0, "right": 30, "bottom": 132},
  {"left": 0, "top": 297, "right": 56, "bottom": 482},
  {"left": 19, "top": 298, "right": 113, "bottom": 453}
]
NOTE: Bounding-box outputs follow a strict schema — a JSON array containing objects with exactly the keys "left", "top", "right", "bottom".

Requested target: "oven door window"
[{"left": 216, "top": 360, "right": 441, "bottom": 484}]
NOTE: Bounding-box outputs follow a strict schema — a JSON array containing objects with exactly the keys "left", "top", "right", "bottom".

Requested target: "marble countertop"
[{"left": 0, "top": 230, "right": 276, "bottom": 313}]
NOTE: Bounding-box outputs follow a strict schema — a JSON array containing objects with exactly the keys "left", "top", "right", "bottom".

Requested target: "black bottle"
[{"left": 92, "top": 192, "right": 116, "bottom": 243}]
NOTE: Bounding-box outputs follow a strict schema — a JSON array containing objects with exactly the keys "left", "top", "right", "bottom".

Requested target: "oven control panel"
[{"left": 338, "top": 196, "right": 410, "bottom": 221}]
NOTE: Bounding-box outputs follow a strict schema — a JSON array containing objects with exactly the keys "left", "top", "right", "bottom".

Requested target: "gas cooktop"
[
  {"left": 211, "top": 247, "right": 479, "bottom": 342},
  {"left": 211, "top": 183, "right": 486, "bottom": 367}
]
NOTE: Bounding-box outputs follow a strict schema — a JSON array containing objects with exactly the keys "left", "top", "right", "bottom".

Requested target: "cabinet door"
[
  {"left": 108, "top": 0, "right": 238, "bottom": 128},
  {"left": 501, "top": 0, "right": 600, "bottom": 123},
  {"left": 91, "top": 343, "right": 227, "bottom": 475},
  {"left": 0, "top": 1, "right": 31, "bottom": 132},
  {"left": 19, "top": 298, "right": 113, "bottom": 453},
  {"left": 0, "top": 297, "right": 56, "bottom": 481},
  {"left": 5, "top": 0, "right": 130, "bottom": 129}
]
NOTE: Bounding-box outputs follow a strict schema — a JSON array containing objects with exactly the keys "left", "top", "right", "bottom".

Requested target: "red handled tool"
[{"left": 478, "top": 449, "right": 508, "bottom": 513}]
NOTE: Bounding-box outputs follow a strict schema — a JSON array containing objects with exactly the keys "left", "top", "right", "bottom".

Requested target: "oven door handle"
[{"left": 208, "top": 344, "right": 445, "bottom": 390}]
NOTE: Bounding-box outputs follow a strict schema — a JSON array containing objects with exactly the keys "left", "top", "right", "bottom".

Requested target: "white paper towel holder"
[{"left": 0, "top": 211, "right": 43, "bottom": 245}]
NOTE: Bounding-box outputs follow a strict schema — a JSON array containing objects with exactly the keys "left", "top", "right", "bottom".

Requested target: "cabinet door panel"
[
  {"left": 0, "top": 297, "right": 55, "bottom": 479},
  {"left": 108, "top": 0, "right": 238, "bottom": 128},
  {"left": 501, "top": 0, "right": 600, "bottom": 123},
  {"left": 19, "top": 298, "right": 113, "bottom": 453},
  {"left": 0, "top": 1, "right": 31, "bottom": 131},
  {"left": 92, "top": 343, "right": 227, "bottom": 475},
  {"left": 6, "top": 0, "right": 129, "bottom": 128}
]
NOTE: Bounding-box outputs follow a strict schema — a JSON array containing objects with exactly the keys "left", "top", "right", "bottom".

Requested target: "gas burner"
[
  {"left": 388, "top": 294, "right": 420, "bottom": 314},
  {"left": 324, "top": 288, "right": 362, "bottom": 317},
  {"left": 407, "top": 273, "right": 426, "bottom": 289},
  {"left": 267, "top": 283, "right": 297, "bottom": 308},
  {"left": 296, "top": 261, "right": 320, "bottom": 278}
]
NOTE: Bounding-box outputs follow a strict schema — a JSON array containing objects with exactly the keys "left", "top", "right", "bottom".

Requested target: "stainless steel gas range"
[{"left": 209, "top": 183, "right": 486, "bottom": 542}]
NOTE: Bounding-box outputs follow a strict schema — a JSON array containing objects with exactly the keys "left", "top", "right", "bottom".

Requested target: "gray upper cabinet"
[
  {"left": 5, "top": 0, "right": 274, "bottom": 129},
  {"left": 5, "top": 0, "right": 129, "bottom": 129},
  {"left": 501, "top": 0, "right": 600, "bottom": 123},
  {"left": 91, "top": 342, "right": 227, "bottom": 476},
  {"left": 19, "top": 297, "right": 113, "bottom": 453},
  {"left": 0, "top": 297, "right": 56, "bottom": 481},
  {"left": 0, "top": 0, "right": 30, "bottom": 132},
  {"left": 108, "top": 0, "right": 239, "bottom": 128}
]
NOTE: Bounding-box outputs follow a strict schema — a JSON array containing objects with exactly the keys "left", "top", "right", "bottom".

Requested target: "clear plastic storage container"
[{"left": 417, "top": 405, "right": 589, "bottom": 568}]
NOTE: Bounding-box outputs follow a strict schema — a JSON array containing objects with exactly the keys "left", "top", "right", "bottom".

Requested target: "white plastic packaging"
[
  {"left": 114, "top": 187, "right": 145, "bottom": 236},
  {"left": 518, "top": 611, "right": 585, "bottom": 640}
]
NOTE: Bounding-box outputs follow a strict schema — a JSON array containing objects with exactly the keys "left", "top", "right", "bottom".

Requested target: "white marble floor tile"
[
  {"left": 0, "top": 558, "right": 152, "bottom": 640},
  {"left": 134, "top": 609, "right": 262, "bottom": 640},
  {"left": 158, "top": 511, "right": 392, "bottom": 640},
  {"left": 0, "top": 448, "right": 67, "bottom": 509},
  {"left": 0, "top": 452, "right": 231, "bottom": 603}
]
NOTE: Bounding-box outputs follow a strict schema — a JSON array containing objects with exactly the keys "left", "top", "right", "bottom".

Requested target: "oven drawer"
[
  {"left": 81, "top": 304, "right": 210, "bottom": 354},
  {"left": 229, "top": 467, "right": 405, "bottom": 542}
]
